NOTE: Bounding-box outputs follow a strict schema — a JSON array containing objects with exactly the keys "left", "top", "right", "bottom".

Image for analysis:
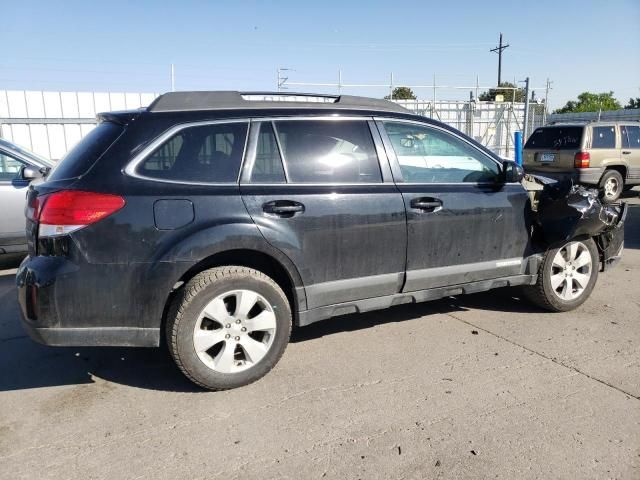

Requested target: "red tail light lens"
[
  {"left": 574, "top": 152, "right": 590, "bottom": 168},
  {"left": 36, "top": 190, "right": 125, "bottom": 237}
]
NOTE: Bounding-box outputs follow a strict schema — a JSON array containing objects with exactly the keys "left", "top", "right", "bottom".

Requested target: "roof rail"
[{"left": 147, "top": 91, "right": 408, "bottom": 113}]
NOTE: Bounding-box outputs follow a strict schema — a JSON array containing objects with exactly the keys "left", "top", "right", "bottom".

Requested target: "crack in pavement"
[{"left": 441, "top": 310, "right": 640, "bottom": 401}]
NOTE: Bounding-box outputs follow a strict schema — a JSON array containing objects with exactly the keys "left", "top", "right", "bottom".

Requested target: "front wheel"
[
  {"left": 522, "top": 238, "right": 599, "bottom": 312},
  {"left": 166, "top": 266, "right": 292, "bottom": 390}
]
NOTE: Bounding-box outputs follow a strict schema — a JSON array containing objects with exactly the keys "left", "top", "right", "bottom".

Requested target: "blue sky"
[{"left": 3, "top": 0, "right": 639, "bottom": 109}]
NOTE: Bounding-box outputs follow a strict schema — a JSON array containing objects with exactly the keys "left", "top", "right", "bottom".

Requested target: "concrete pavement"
[{"left": 1, "top": 195, "right": 638, "bottom": 480}]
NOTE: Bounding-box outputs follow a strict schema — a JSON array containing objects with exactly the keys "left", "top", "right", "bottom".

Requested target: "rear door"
[
  {"left": 589, "top": 124, "right": 620, "bottom": 169},
  {"left": 620, "top": 125, "right": 640, "bottom": 184},
  {"left": 378, "top": 119, "right": 530, "bottom": 292},
  {"left": 0, "top": 150, "right": 31, "bottom": 248},
  {"left": 240, "top": 117, "right": 407, "bottom": 309}
]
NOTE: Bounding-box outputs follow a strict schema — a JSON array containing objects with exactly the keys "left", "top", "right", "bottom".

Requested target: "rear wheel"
[
  {"left": 166, "top": 266, "right": 292, "bottom": 390},
  {"left": 599, "top": 169, "right": 624, "bottom": 203},
  {"left": 522, "top": 238, "right": 599, "bottom": 312}
]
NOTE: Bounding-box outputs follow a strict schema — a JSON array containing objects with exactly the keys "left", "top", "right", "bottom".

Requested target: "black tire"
[
  {"left": 522, "top": 238, "right": 599, "bottom": 312},
  {"left": 166, "top": 266, "right": 292, "bottom": 391},
  {"left": 599, "top": 169, "right": 624, "bottom": 203}
]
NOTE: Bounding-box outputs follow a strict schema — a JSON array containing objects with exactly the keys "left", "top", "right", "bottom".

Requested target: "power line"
[{"left": 490, "top": 33, "right": 510, "bottom": 85}]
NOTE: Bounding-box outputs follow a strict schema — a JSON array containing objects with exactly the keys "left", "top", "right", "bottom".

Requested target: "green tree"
[
  {"left": 554, "top": 92, "right": 622, "bottom": 114},
  {"left": 479, "top": 82, "right": 525, "bottom": 102},
  {"left": 624, "top": 97, "right": 640, "bottom": 109},
  {"left": 385, "top": 87, "right": 416, "bottom": 100}
]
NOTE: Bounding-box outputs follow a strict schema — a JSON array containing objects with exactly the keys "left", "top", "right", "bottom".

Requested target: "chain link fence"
[{"left": 393, "top": 99, "right": 546, "bottom": 159}]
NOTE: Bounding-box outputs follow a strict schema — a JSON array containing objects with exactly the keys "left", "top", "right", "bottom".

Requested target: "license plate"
[{"left": 540, "top": 153, "right": 555, "bottom": 163}]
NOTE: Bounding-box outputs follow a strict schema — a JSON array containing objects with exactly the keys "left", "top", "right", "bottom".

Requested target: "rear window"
[
  {"left": 524, "top": 127, "right": 583, "bottom": 150},
  {"left": 48, "top": 122, "right": 124, "bottom": 181}
]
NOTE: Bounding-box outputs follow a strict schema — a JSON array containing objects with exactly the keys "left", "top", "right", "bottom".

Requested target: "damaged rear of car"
[{"left": 521, "top": 174, "right": 626, "bottom": 310}]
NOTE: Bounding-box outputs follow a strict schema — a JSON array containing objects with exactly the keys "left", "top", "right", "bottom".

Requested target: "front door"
[
  {"left": 241, "top": 117, "right": 407, "bottom": 309},
  {"left": 0, "top": 150, "right": 30, "bottom": 248},
  {"left": 377, "top": 119, "right": 531, "bottom": 292}
]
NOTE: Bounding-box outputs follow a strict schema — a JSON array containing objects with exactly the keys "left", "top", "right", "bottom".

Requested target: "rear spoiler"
[{"left": 96, "top": 109, "right": 143, "bottom": 126}]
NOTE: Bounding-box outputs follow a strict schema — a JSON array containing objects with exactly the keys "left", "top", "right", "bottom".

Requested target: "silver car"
[{"left": 0, "top": 139, "right": 53, "bottom": 256}]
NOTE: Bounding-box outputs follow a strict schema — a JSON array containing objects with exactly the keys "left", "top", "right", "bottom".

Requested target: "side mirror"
[
  {"left": 20, "top": 165, "right": 43, "bottom": 181},
  {"left": 502, "top": 160, "right": 525, "bottom": 183}
]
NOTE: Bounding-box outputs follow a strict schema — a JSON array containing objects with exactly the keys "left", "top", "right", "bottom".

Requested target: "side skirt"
[{"left": 297, "top": 274, "right": 537, "bottom": 327}]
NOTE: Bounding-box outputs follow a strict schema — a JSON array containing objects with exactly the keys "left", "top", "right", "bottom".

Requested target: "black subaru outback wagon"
[{"left": 17, "top": 92, "right": 625, "bottom": 390}]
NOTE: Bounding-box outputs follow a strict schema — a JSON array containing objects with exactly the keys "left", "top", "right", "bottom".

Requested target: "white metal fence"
[
  {"left": 0, "top": 89, "right": 545, "bottom": 161},
  {"left": 0, "top": 90, "right": 158, "bottom": 160}
]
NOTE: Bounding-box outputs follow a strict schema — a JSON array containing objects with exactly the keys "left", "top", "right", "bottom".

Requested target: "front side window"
[
  {"left": 273, "top": 120, "right": 382, "bottom": 183},
  {"left": 138, "top": 122, "right": 248, "bottom": 183},
  {"left": 591, "top": 126, "right": 616, "bottom": 149},
  {"left": 383, "top": 121, "right": 500, "bottom": 183},
  {"left": 621, "top": 125, "right": 640, "bottom": 149},
  {"left": 0, "top": 152, "right": 26, "bottom": 181}
]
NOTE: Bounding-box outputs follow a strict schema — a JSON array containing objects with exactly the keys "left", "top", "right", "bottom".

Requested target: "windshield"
[{"left": 525, "top": 127, "right": 584, "bottom": 150}]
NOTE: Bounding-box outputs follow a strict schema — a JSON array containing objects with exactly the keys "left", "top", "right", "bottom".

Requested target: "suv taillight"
[
  {"left": 33, "top": 190, "right": 125, "bottom": 237},
  {"left": 574, "top": 152, "right": 590, "bottom": 168}
]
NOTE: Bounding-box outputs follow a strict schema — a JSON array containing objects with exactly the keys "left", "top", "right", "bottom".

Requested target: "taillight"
[
  {"left": 35, "top": 190, "right": 125, "bottom": 237},
  {"left": 574, "top": 152, "right": 590, "bottom": 168}
]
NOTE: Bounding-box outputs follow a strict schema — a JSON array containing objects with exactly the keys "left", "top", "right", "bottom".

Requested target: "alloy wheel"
[
  {"left": 549, "top": 241, "right": 593, "bottom": 301},
  {"left": 192, "top": 289, "right": 277, "bottom": 373},
  {"left": 603, "top": 177, "right": 620, "bottom": 200}
]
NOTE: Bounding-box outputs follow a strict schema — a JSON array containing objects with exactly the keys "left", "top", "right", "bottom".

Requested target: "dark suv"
[{"left": 17, "top": 92, "right": 625, "bottom": 390}]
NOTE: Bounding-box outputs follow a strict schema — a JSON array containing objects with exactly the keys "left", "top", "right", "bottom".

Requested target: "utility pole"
[
  {"left": 490, "top": 33, "right": 510, "bottom": 86},
  {"left": 170, "top": 64, "right": 175, "bottom": 92},
  {"left": 277, "top": 68, "right": 291, "bottom": 91}
]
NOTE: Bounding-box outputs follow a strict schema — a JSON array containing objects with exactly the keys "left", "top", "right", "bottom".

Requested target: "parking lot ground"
[{"left": 1, "top": 195, "right": 639, "bottom": 480}]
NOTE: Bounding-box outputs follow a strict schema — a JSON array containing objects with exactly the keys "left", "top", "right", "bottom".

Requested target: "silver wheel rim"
[
  {"left": 604, "top": 177, "right": 620, "bottom": 199},
  {"left": 550, "top": 241, "right": 592, "bottom": 301},
  {"left": 193, "top": 289, "right": 277, "bottom": 373}
]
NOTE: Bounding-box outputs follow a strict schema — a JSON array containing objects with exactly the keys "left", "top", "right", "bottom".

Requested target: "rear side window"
[
  {"left": 591, "top": 126, "right": 616, "bottom": 149},
  {"left": 273, "top": 120, "right": 381, "bottom": 183},
  {"left": 524, "top": 127, "right": 583, "bottom": 150},
  {"left": 48, "top": 122, "right": 124, "bottom": 181},
  {"left": 621, "top": 125, "right": 640, "bottom": 149},
  {"left": 138, "top": 122, "right": 248, "bottom": 183}
]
